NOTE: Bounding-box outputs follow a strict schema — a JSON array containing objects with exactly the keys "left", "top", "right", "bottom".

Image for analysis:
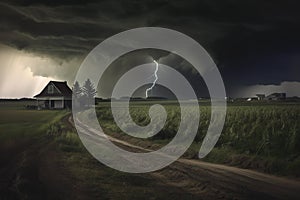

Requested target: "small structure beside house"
[
  {"left": 34, "top": 81, "right": 72, "bottom": 109},
  {"left": 256, "top": 94, "right": 265, "bottom": 100}
]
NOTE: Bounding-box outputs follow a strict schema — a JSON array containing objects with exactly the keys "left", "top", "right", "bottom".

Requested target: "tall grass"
[
  {"left": 96, "top": 103, "right": 300, "bottom": 159},
  {"left": 55, "top": 131, "right": 83, "bottom": 152}
]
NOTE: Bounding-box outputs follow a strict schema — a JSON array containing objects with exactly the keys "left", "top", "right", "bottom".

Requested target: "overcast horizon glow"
[{"left": 0, "top": 44, "right": 300, "bottom": 99}]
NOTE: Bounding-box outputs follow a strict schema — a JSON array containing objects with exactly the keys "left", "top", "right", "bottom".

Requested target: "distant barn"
[
  {"left": 266, "top": 93, "right": 286, "bottom": 100},
  {"left": 256, "top": 94, "right": 265, "bottom": 100},
  {"left": 34, "top": 81, "right": 72, "bottom": 109},
  {"left": 246, "top": 93, "right": 286, "bottom": 101}
]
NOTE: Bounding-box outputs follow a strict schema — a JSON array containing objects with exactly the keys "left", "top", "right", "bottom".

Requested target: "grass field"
[
  {"left": 2, "top": 100, "right": 298, "bottom": 177},
  {"left": 95, "top": 100, "right": 300, "bottom": 176},
  {"left": 0, "top": 103, "right": 200, "bottom": 199},
  {"left": 0, "top": 109, "right": 68, "bottom": 152},
  {"left": 0, "top": 100, "right": 36, "bottom": 110},
  {"left": 1, "top": 100, "right": 300, "bottom": 199}
]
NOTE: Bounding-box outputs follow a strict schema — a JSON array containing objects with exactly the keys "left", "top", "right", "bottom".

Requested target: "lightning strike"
[{"left": 145, "top": 60, "right": 159, "bottom": 98}]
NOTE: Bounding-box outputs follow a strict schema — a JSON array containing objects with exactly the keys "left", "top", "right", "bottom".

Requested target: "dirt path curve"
[{"left": 69, "top": 116, "right": 300, "bottom": 200}]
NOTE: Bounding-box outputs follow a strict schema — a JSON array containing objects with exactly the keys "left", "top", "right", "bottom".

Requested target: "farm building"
[
  {"left": 266, "top": 93, "right": 286, "bottom": 100},
  {"left": 256, "top": 94, "right": 266, "bottom": 100},
  {"left": 34, "top": 81, "right": 72, "bottom": 109}
]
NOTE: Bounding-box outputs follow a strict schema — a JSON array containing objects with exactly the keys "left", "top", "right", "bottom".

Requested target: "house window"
[{"left": 48, "top": 85, "right": 54, "bottom": 94}]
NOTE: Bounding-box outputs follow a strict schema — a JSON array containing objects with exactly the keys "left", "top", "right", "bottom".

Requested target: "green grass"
[
  {"left": 0, "top": 100, "right": 36, "bottom": 110},
  {"left": 1, "top": 100, "right": 299, "bottom": 177},
  {"left": 60, "top": 151, "right": 195, "bottom": 199},
  {"left": 55, "top": 131, "right": 84, "bottom": 152},
  {"left": 0, "top": 109, "right": 68, "bottom": 143},
  {"left": 0, "top": 102, "right": 198, "bottom": 199},
  {"left": 96, "top": 102, "right": 300, "bottom": 157},
  {"left": 94, "top": 101, "right": 300, "bottom": 175}
]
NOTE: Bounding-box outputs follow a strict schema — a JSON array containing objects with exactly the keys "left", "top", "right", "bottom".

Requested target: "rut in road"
[{"left": 70, "top": 116, "right": 300, "bottom": 200}]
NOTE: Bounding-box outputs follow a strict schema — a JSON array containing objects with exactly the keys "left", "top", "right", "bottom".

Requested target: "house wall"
[
  {"left": 36, "top": 97, "right": 66, "bottom": 109},
  {"left": 54, "top": 100, "right": 64, "bottom": 109},
  {"left": 64, "top": 100, "right": 72, "bottom": 109}
]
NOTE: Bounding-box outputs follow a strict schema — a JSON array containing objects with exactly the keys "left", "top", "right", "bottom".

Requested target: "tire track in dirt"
[{"left": 70, "top": 115, "right": 300, "bottom": 200}]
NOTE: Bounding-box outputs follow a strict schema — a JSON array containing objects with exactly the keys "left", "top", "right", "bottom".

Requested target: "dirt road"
[{"left": 72, "top": 116, "right": 300, "bottom": 200}]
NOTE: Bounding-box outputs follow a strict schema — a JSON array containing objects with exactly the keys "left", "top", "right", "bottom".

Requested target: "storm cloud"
[{"left": 0, "top": 0, "right": 300, "bottom": 97}]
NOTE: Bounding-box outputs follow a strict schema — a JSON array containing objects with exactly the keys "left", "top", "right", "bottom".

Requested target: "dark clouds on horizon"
[{"left": 0, "top": 0, "right": 300, "bottom": 97}]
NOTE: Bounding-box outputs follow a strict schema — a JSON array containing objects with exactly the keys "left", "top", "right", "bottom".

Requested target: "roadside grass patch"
[{"left": 55, "top": 131, "right": 84, "bottom": 152}]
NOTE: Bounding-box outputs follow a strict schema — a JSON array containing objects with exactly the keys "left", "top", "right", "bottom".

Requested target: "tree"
[
  {"left": 72, "top": 81, "right": 82, "bottom": 98},
  {"left": 82, "top": 79, "right": 97, "bottom": 107},
  {"left": 72, "top": 81, "right": 83, "bottom": 108}
]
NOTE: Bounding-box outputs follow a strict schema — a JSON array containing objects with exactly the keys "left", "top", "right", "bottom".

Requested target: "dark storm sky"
[{"left": 0, "top": 0, "right": 299, "bottom": 98}]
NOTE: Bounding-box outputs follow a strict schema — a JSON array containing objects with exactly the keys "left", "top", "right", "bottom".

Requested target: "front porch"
[{"left": 36, "top": 97, "right": 71, "bottom": 109}]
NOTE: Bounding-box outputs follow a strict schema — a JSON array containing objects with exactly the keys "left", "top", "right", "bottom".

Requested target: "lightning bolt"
[{"left": 145, "top": 60, "right": 159, "bottom": 98}]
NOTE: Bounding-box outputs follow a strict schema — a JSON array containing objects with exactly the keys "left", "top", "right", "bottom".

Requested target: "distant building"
[
  {"left": 256, "top": 94, "right": 265, "bottom": 100},
  {"left": 287, "top": 96, "right": 300, "bottom": 101},
  {"left": 225, "top": 97, "right": 234, "bottom": 102},
  {"left": 247, "top": 97, "right": 259, "bottom": 101},
  {"left": 266, "top": 93, "right": 286, "bottom": 100},
  {"left": 246, "top": 93, "right": 286, "bottom": 101},
  {"left": 34, "top": 81, "right": 72, "bottom": 109}
]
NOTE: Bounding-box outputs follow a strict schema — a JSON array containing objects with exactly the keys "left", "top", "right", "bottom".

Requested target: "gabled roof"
[{"left": 34, "top": 81, "right": 72, "bottom": 98}]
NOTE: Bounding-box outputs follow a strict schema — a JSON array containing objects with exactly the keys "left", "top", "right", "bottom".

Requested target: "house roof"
[{"left": 34, "top": 81, "right": 72, "bottom": 98}]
